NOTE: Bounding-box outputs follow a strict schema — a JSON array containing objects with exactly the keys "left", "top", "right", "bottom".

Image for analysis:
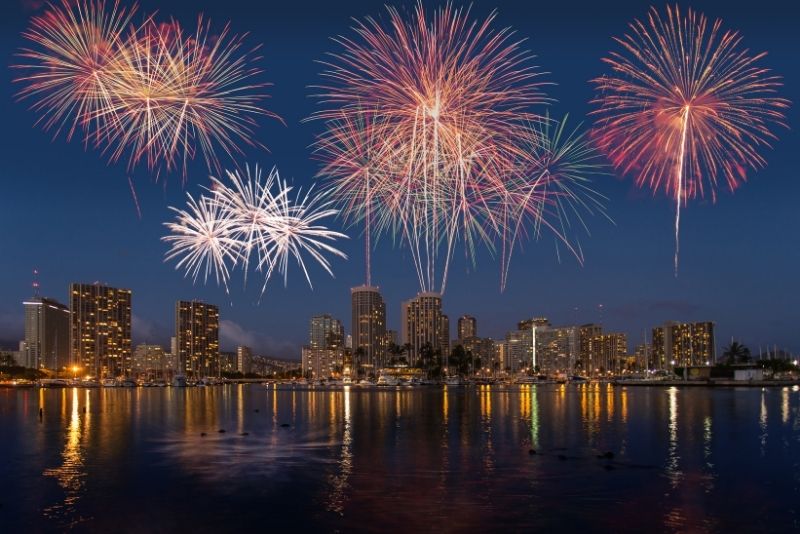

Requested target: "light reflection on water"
[{"left": 1, "top": 384, "right": 800, "bottom": 532}]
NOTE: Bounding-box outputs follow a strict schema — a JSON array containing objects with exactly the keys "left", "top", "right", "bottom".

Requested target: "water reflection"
[
  {"left": 327, "top": 387, "right": 352, "bottom": 515},
  {"left": 3, "top": 384, "right": 800, "bottom": 532},
  {"left": 666, "top": 387, "right": 682, "bottom": 487},
  {"left": 42, "top": 388, "right": 89, "bottom": 528}
]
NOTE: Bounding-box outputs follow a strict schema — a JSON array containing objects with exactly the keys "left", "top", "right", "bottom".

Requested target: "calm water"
[{"left": 1, "top": 384, "right": 799, "bottom": 532}]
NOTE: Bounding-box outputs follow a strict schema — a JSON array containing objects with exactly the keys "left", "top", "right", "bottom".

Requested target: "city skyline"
[{"left": 0, "top": 0, "right": 797, "bottom": 359}]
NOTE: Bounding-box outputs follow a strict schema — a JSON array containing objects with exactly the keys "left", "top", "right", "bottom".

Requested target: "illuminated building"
[
  {"left": 401, "top": 292, "right": 447, "bottom": 365},
  {"left": 457, "top": 315, "right": 477, "bottom": 343},
  {"left": 70, "top": 283, "right": 132, "bottom": 378},
  {"left": 23, "top": 296, "right": 70, "bottom": 372},
  {"left": 440, "top": 314, "right": 450, "bottom": 357},
  {"left": 303, "top": 314, "right": 345, "bottom": 378},
  {"left": 652, "top": 321, "right": 715, "bottom": 368},
  {"left": 237, "top": 345, "right": 253, "bottom": 374},
  {"left": 351, "top": 286, "right": 387, "bottom": 370},
  {"left": 219, "top": 351, "right": 237, "bottom": 372},
  {"left": 534, "top": 325, "right": 580, "bottom": 375},
  {"left": 132, "top": 344, "right": 167, "bottom": 378},
  {"left": 578, "top": 324, "right": 603, "bottom": 375},
  {"left": 175, "top": 300, "right": 219, "bottom": 378}
]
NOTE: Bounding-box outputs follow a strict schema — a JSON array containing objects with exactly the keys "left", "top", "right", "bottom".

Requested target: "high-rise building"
[
  {"left": 578, "top": 324, "right": 603, "bottom": 375},
  {"left": 401, "top": 292, "right": 447, "bottom": 365},
  {"left": 302, "top": 314, "right": 345, "bottom": 378},
  {"left": 592, "top": 333, "right": 628, "bottom": 374},
  {"left": 309, "top": 314, "right": 344, "bottom": 350},
  {"left": 457, "top": 315, "right": 477, "bottom": 343},
  {"left": 132, "top": 344, "right": 167, "bottom": 378},
  {"left": 351, "top": 286, "right": 387, "bottom": 370},
  {"left": 23, "top": 296, "right": 70, "bottom": 371},
  {"left": 70, "top": 283, "right": 132, "bottom": 377},
  {"left": 504, "top": 329, "right": 532, "bottom": 373},
  {"left": 175, "top": 301, "right": 219, "bottom": 377},
  {"left": 440, "top": 314, "right": 450, "bottom": 357},
  {"left": 652, "top": 321, "right": 715, "bottom": 368},
  {"left": 237, "top": 345, "right": 253, "bottom": 374},
  {"left": 535, "top": 325, "right": 580, "bottom": 375}
]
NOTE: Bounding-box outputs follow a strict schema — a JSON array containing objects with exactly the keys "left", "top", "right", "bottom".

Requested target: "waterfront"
[{"left": 1, "top": 384, "right": 799, "bottom": 532}]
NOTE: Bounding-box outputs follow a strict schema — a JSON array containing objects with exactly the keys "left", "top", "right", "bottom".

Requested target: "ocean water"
[{"left": 1, "top": 383, "right": 799, "bottom": 532}]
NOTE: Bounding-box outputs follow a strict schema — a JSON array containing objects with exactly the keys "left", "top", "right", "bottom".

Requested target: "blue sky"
[{"left": 0, "top": 0, "right": 797, "bottom": 359}]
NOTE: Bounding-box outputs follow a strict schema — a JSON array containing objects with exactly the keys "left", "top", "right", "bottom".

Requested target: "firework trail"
[
  {"left": 591, "top": 4, "right": 788, "bottom": 275},
  {"left": 163, "top": 166, "right": 347, "bottom": 295},
  {"left": 14, "top": 0, "right": 277, "bottom": 177},
  {"left": 312, "top": 2, "right": 557, "bottom": 293}
]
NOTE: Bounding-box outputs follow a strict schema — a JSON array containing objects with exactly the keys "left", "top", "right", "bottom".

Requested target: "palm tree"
[{"left": 722, "top": 341, "right": 751, "bottom": 365}]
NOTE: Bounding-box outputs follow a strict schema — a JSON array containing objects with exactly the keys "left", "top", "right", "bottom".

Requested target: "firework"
[
  {"left": 15, "top": 0, "right": 136, "bottom": 143},
  {"left": 501, "top": 114, "right": 608, "bottom": 290},
  {"left": 163, "top": 166, "right": 347, "bottom": 295},
  {"left": 15, "top": 0, "right": 276, "bottom": 176},
  {"left": 313, "top": 2, "right": 554, "bottom": 293},
  {"left": 591, "top": 4, "right": 788, "bottom": 274}
]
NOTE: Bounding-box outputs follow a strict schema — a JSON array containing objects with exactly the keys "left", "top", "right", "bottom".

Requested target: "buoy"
[
  {"left": 280, "top": 423, "right": 290, "bottom": 428},
  {"left": 241, "top": 432, "right": 249, "bottom": 436},
  {"left": 200, "top": 432, "right": 207, "bottom": 437},
  {"left": 528, "top": 449, "right": 537, "bottom": 455},
  {"left": 218, "top": 429, "right": 226, "bottom": 433}
]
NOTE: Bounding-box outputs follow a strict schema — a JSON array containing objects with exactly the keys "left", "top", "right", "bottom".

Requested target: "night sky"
[{"left": 0, "top": 0, "right": 797, "bottom": 359}]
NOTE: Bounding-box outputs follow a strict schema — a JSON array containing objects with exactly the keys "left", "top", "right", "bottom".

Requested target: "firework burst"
[
  {"left": 501, "top": 114, "right": 609, "bottom": 290},
  {"left": 313, "top": 2, "right": 559, "bottom": 293},
  {"left": 591, "top": 4, "right": 789, "bottom": 274},
  {"left": 163, "top": 166, "right": 347, "bottom": 295},
  {"left": 15, "top": 0, "right": 277, "bottom": 177}
]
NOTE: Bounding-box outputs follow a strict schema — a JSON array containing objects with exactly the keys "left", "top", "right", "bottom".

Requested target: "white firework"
[
  {"left": 163, "top": 165, "right": 348, "bottom": 295},
  {"left": 163, "top": 194, "right": 243, "bottom": 292}
]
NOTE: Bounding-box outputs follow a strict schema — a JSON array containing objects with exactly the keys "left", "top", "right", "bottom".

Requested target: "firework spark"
[
  {"left": 501, "top": 114, "right": 609, "bottom": 290},
  {"left": 591, "top": 4, "right": 789, "bottom": 274},
  {"left": 314, "top": 3, "right": 604, "bottom": 292},
  {"left": 15, "top": 0, "right": 277, "bottom": 177},
  {"left": 162, "top": 166, "right": 347, "bottom": 295},
  {"left": 313, "top": 2, "right": 557, "bottom": 293}
]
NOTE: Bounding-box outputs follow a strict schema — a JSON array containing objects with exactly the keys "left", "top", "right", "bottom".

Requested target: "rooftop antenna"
[{"left": 32, "top": 268, "right": 40, "bottom": 297}]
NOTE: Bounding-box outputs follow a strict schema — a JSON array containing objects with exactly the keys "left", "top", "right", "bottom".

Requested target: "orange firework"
[
  {"left": 15, "top": 0, "right": 277, "bottom": 177},
  {"left": 14, "top": 0, "right": 136, "bottom": 143},
  {"left": 591, "top": 4, "right": 789, "bottom": 274}
]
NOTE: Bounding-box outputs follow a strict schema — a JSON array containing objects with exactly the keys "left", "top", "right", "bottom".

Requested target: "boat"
[
  {"left": 444, "top": 376, "right": 464, "bottom": 386},
  {"left": 121, "top": 379, "right": 137, "bottom": 387},
  {"left": 172, "top": 375, "right": 188, "bottom": 387},
  {"left": 102, "top": 378, "right": 118, "bottom": 387},
  {"left": 38, "top": 378, "right": 72, "bottom": 388},
  {"left": 376, "top": 373, "right": 399, "bottom": 386}
]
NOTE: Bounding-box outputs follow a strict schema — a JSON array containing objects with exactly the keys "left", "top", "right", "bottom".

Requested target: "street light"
[{"left": 71, "top": 365, "right": 80, "bottom": 380}]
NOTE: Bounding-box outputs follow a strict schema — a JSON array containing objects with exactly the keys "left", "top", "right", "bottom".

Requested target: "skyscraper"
[
  {"left": 457, "top": 315, "right": 477, "bottom": 343},
  {"left": 175, "top": 301, "right": 220, "bottom": 377},
  {"left": 23, "top": 296, "right": 70, "bottom": 371},
  {"left": 351, "top": 286, "right": 387, "bottom": 370},
  {"left": 401, "top": 292, "right": 446, "bottom": 365},
  {"left": 70, "top": 283, "right": 132, "bottom": 377},
  {"left": 302, "top": 314, "right": 345, "bottom": 378},
  {"left": 652, "top": 321, "right": 715, "bottom": 368},
  {"left": 578, "top": 324, "right": 603, "bottom": 375},
  {"left": 237, "top": 345, "right": 253, "bottom": 374},
  {"left": 309, "top": 314, "right": 344, "bottom": 350}
]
